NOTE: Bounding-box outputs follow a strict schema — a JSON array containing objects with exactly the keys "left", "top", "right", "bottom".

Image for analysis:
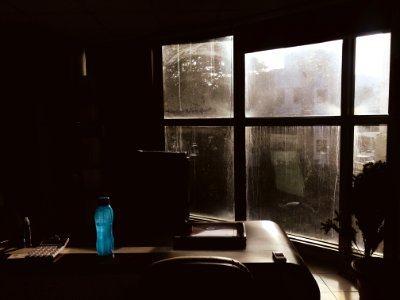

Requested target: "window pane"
[
  {"left": 165, "top": 126, "right": 234, "bottom": 220},
  {"left": 353, "top": 125, "right": 387, "bottom": 254},
  {"left": 353, "top": 125, "right": 387, "bottom": 173},
  {"left": 245, "top": 40, "right": 342, "bottom": 117},
  {"left": 162, "top": 36, "right": 234, "bottom": 119},
  {"left": 246, "top": 126, "right": 340, "bottom": 243},
  {"left": 355, "top": 33, "right": 390, "bottom": 115}
]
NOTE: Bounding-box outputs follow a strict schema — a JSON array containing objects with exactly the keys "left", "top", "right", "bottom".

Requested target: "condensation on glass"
[
  {"left": 354, "top": 33, "right": 391, "bottom": 115},
  {"left": 353, "top": 125, "right": 387, "bottom": 174},
  {"left": 162, "top": 36, "right": 234, "bottom": 119},
  {"left": 164, "top": 126, "right": 234, "bottom": 220},
  {"left": 246, "top": 126, "right": 340, "bottom": 243},
  {"left": 245, "top": 40, "right": 342, "bottom": 117},
  {"left": 353, "top": 125, "right": 387, "bottom": 254}
]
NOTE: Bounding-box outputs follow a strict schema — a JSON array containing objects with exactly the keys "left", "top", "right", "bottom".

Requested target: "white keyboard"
[{"left": 27, "top": 237, "right": 69, "bottom": 260}]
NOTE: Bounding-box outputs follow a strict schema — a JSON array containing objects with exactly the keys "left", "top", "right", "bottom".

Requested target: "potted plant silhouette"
[{"left": 321, "top": 160, "right": 391, "bottom": 300}]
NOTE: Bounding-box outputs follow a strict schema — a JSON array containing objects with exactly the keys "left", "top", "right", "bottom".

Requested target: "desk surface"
[
  {"left": 2, "top": 220, "right": 320, "bottom": 300},
  {"left": 63, "top": 220, "right": 301, "bottom": 264}
]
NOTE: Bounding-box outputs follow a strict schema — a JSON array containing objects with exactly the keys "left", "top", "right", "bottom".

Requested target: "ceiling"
[{"left": 0, "top": 0, "right": 344, "bottom": 42}]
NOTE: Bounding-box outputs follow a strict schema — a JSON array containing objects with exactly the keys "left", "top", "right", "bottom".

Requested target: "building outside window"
[{"left": 161, "top": 32, "right": 390, "bottom": 251}]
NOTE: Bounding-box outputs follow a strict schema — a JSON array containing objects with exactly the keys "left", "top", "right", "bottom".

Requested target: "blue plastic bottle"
[{"left": 94, "top": 196, "right": 114, "bottom": 256}]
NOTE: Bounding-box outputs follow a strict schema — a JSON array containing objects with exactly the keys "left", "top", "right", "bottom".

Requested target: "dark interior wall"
[
  {"left": 0, "top": 29, "right": 161, "bottom": 246},
  {"left": 0, "top": 29, "right": 78, "bottom": 245},
  {"left": 86, "top": 40, "right": 163, "bottom": 182}
]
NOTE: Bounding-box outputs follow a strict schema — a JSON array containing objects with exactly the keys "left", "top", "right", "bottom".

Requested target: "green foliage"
[{"left": 321, "top": 161, "right": 389, "bottom": 258}]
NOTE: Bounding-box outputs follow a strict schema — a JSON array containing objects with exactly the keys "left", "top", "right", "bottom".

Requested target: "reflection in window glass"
[
  {"left": 245, "top": 40, "right": 342, "bottom": 117},
  {"left": 162, "top": 36, "right": 234, "bottom": 119},
  {"left": 246, "top": 126, "right": 340, "bottom": 243},
  {"left": 355, "top": 33, "right": 391, "bottom": 115},
  {"left": 165, "top": 126, "right": 234, "bottom": 220}
]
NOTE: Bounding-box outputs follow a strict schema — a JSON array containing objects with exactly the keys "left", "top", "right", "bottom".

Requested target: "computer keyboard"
[{"left": 26, "top": 236, "right": 69, "bottom": 261}]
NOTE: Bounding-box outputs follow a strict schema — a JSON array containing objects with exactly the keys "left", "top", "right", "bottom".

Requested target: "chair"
[{"left": 139, "top": 256, "right": 254, "bottom": 299}]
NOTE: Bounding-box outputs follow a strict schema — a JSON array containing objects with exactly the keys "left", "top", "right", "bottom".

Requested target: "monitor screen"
[{"left": 113, "top": 150, "right": 190, "bottom": 246}]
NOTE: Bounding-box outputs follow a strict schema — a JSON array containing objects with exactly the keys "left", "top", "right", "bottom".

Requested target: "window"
[
  {"left": 163, "top": 36, "right": 235, "bottom": 219},
  {"left": 245, "top": 40, "right": 342, "bottom": 117},
  {"left": 246, "top": 126, "right": 340, "bottom": 242},
  {"left": 163, "top": 36, "right": 234, "bottom": 119},
  {"left": 245, "top": 40, "right": 342, "bottom": 243},
  {"left": 161, "top": 32, "right": 390, "bottom": 248},
  {"left": 164, "top": 125, "right": 234, "bottom": 219},
  {"left": 354, "top": 33, "right": 391, "bottom": 115}
]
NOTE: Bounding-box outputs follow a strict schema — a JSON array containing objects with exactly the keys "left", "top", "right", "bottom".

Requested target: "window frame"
[{"left": 153, "top": 7, "right": 394, "bottom": 258}]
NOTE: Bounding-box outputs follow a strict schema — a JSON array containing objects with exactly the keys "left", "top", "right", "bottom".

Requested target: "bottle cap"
[{"left": 96, "top": 196, "right": 111, "bottom": 205}]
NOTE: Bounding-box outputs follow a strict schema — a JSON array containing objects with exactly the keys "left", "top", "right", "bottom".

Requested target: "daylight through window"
[{"left": 162, "top": 32, "right": 390, "bottom": 248}]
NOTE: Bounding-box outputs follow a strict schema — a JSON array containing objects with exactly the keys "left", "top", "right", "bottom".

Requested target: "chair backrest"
[{"left": 140, "top": 256, "right": 254, "bottom": 299}]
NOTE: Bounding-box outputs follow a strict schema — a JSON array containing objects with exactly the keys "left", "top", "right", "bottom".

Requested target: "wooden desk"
[{"left": 1, "top": 220, "right": 320, "bottom": 300}]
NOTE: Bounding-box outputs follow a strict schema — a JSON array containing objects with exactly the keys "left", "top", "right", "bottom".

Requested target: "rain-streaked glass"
[
  {"left": 354, "top": 33, "right": 391, "bottom": 115},
  {"left": 165, "top": 126, "right": 234, "bottom": 220},
  {"left": 163, "top": 36, "right": 233, "bottom": 119},
  {"left": 245, "top": 40, "right": 342, "bottom": 117},
  {"left": 353, "top": 125, "right": 387, "bottom": 254},
  {"left": 353, "top": 125, "right": 387, "bottom": 174},
  {"left": 246, "top": 126, "right": 340, "bottom": 243}
]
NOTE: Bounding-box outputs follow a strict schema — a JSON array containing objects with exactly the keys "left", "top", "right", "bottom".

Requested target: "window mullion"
[
  {"left": 339, "top": 37, "right": 356, "bottom": 261},
  {"left": 234, "top": 42, "right": 246, "bottom": 221}
]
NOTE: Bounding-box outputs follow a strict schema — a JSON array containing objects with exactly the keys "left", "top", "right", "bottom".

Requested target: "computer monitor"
[{"left": 113, "top": 150, "right": 190, "bottom": 246}]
